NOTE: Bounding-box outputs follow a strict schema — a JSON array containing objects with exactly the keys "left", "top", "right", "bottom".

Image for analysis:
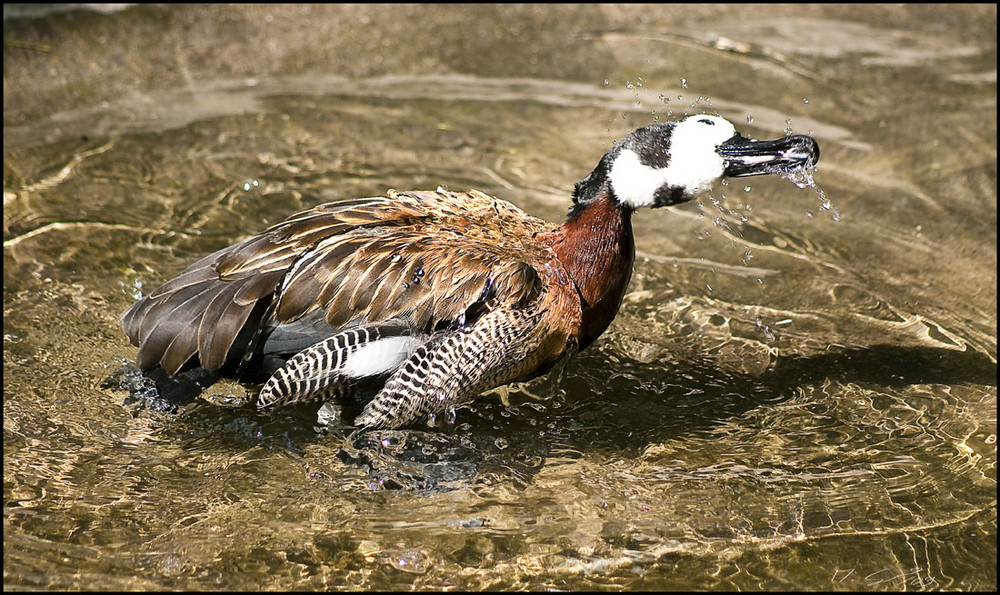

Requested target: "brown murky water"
[{"left": 4, "top": 5, "right": 996, "bottom": 591}]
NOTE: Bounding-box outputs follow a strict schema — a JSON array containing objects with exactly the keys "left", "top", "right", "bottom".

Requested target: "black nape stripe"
[{"left": 571, "top": 154, "right": 613, "bottom": 207}]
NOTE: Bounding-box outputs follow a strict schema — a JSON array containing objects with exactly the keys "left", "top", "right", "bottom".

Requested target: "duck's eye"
[{"left": 698, "top": 118, "right": 715, "bottom": 126}]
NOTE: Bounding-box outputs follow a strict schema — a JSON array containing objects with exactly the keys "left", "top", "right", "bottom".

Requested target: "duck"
[{"left": 121, "top": 114, "right": 819, "bottom": 429}]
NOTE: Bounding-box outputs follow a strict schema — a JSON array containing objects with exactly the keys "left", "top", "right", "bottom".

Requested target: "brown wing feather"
[
  {"left": 122, "top": 193, "right": 432, "bottom": 373},
  {"left": 133, "top": 282, "right": 221, "bottom": 368},
  {"left": 273, "top": 229, "right": 551, "bottom": 334},
  {"left": 195, "top": 282, "right": 255, "bottom": 370},
  {"left": 122, "top": 189, "right": 559, "bottom": 375}
]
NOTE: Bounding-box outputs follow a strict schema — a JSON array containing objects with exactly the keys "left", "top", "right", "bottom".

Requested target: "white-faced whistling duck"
[{"left": 121, "top": 114, "right": 820, "bottom": 429}]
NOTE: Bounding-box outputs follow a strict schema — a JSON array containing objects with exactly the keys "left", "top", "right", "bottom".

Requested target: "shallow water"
[{"left": 4, "top": 4, "right": 996, "bottom": 591}]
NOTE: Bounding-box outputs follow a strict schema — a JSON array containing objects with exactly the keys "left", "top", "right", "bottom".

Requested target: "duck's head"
[{"left": 572, "top": 114, "right": 820, "bottom": 212}]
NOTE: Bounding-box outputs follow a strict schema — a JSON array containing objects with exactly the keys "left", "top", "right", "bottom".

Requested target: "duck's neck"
[{"left": 550, "top": 187, "right": 635, "bottom": 349}]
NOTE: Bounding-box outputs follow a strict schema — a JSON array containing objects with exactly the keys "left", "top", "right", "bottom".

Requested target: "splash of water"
[
  {"left": 781, "top": 167, "right": 840, "bottom": 222},
  {"left": 703, "top": 161, "right": 835, "bottom": 297}
]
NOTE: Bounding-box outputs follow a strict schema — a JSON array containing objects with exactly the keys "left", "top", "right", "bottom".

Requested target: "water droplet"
[
  {"left": 755, "top": 315, "right": 775, "bottom": 341},
  {"left": 680, "top": 77, "right": 688, "bottom": 89},
  {"left": 746, "top": 114, "right": 755, "bottom": 125},
  {"left": 494, "top": 437, "right": 508, "bottom": 450},
  {"left": 779, "top": 168, "right": 840, "bottom": 221},
  {"left": 390, "top": 254, "right": 402, "bottom": 263},
  {"left": 603, "top": 79, "right": 610, "bottom": 86},
  {"left": 803, "top": 98, "right": 810, "bottom": 104},
  {"left": 743, "top": 185, "right": 752, "bottom": 193},
  {"left": 389, "top": 550, "right": 430, "bottom": 574}
]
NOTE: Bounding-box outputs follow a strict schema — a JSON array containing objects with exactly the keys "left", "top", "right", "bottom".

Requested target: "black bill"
[{"left": 716, "top": 133, "right": 820, "bottom": 177}]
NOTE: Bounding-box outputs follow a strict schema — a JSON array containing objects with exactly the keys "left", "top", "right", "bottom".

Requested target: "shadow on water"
[
  {"left": 106, "top": 341, "right": 996, "bottom": 491},
  {"left": 552, "top": 341, "right": 998, "bottom": 451},
  {"left": 762, "top": 344, "right": 996, "bottom": 392}
]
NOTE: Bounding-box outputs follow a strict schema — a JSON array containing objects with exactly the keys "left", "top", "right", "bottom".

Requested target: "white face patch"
[
  {"left": 341, "top": 335, "right": 424, "bottom": 378},
  {"left": 609, "top": 114, "right": 738, "bottom": 209}
]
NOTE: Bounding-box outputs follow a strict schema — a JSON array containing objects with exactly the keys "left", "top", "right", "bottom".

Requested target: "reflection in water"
[{"left": 4, "top": 4, "right": 996, "bottom": 592}]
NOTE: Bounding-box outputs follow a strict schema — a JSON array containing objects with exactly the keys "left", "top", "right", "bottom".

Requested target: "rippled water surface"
[{"left": 4, "top": 5, "right": 996, "bottom": 591}]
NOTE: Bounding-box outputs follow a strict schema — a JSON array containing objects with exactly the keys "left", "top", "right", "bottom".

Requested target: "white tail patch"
[{"left": 341, "top": 335, "right": 425, "bottom": 378}]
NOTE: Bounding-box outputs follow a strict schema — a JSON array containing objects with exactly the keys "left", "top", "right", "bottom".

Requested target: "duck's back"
[{"left": 121, "top": 189, "right": 561, "bottom": 378}]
